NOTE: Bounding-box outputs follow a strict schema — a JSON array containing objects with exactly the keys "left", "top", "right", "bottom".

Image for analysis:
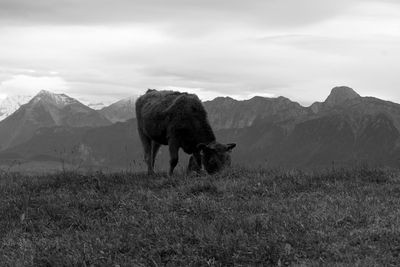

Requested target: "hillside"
[
  {"left": 0, "top": 119, "right": 184, "bottom": 172},
  {"left": 2, "top": 86, "right": 400, "bottom": 170},
  {"left": 1, "top": 167, "right": 400, "bottom": 265},
  {"left": 213, "top": 87, "right": 400, "bottom": 168},
  {"left": 99, "top": 96, "right": 137, "bottom": 123},
  {"left": 0, "top": 90, "right": 111, "bottom": 150}
]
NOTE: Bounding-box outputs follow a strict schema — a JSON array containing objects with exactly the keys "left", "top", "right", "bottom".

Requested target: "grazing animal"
[{"left": 135, "top": 89, "right": 236, "bottom": 175}]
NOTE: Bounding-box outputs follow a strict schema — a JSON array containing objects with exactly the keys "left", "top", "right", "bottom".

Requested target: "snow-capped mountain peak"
[
  {"left": 0, "top": 95, "right": 32, "bottom": 121},
  {"left": 31, "top": 90, "right": 79, "bottom": 108},
  {"left": 99, "top": 95, "right": 137, "bottom": 123},
  {"left": 0, "top": 90, "right": 112, "bottom": 150}
]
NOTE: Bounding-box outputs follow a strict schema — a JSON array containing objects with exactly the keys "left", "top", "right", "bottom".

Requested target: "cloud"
[
  {"left": 0, "top": 0, "right": 367, "bottom": 28},
  {"left": 0, "top": 75, "right": 69, "bottom": 96},
  {"left": 0, "top": 0, "right": 400, "bottom": 105}
]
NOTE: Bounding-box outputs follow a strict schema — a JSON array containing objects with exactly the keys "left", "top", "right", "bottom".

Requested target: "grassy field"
[{"left": 1, "top": 167, "right": 400, "bottom": 266}]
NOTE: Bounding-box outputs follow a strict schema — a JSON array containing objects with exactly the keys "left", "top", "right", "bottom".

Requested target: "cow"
[{"left": 135, "top": 89, "right": 236, "bottom": 175}]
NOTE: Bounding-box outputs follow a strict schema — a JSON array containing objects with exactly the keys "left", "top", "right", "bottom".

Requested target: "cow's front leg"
[{"left": 187, "top": 152, "right": 202, "bottom": 174}]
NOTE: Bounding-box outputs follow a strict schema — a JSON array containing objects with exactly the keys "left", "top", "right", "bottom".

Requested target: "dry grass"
[{"left": 1, "top": 167, "right": 400, "bottom": 266}]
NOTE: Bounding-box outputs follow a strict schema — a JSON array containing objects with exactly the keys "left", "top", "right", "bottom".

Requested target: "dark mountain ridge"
[
  {"left": 0, "top": 90, "right": 111, "bottom": 150},
  {"left": 204, "top": 95, "right": 310, "bottom": 130},
  {"left": 1, "top": 86, "right": 400, "bottom": 170}
]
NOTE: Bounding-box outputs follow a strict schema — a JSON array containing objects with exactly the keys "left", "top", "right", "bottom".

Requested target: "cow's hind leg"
[
  {"left": 168, "top": 139, "right": 179, "bottom": 176},
  {"left": 138, "top": 130, "right": 154, "bottom": 175}
]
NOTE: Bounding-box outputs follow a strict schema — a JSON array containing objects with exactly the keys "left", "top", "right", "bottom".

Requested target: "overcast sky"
[{"left": 0, "top": 0, "right": 399, "bottom": 105}]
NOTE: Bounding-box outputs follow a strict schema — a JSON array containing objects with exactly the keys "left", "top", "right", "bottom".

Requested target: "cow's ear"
[{"left": 226, "top": 143, "right": 236, "bottom": 151}]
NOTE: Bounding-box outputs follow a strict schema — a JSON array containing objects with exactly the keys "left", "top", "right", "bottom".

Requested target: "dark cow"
[{"left": 135, "top": 89, "right": 236, "bottom": 175}]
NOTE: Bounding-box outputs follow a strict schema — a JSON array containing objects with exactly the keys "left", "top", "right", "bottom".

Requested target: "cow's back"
[
  {"left": 135, "top": 90, "right": 204, "bottom": 122},
  {"left": 135, "top": 90, "right": 211, "bottom": 147}
]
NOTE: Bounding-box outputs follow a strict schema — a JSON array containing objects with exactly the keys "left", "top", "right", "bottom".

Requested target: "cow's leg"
[
  {"left": 187, "top": 152, "right": 202, "bottom": 174},
  {"left": 138, "top": 130, "right": 154, "bottom": 175},
  {"left": 151, "top": 141, "right": 161, "bottom": 170},
  {"left": 193, "top": 152, "right": 202, "bottom": 169},
  {"left": 168, "top": 139, "right": 179, "bottom": 176}
]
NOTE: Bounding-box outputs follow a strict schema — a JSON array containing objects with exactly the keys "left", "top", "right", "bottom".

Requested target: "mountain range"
[
  {"left": 0, "top": 90, "right": 111, "bottom": 150},
  {"left": 1, "top": 86, "right": 400, "bottom": 171}
]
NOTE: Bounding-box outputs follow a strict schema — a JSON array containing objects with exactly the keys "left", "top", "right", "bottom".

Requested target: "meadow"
[{"left": 1, "top": 167, "right": 400, "bottom": 266}]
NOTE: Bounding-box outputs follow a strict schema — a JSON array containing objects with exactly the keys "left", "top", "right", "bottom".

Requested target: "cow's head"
[{"left": 197, "top": 142, "right": 236, "bottom": 174}]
